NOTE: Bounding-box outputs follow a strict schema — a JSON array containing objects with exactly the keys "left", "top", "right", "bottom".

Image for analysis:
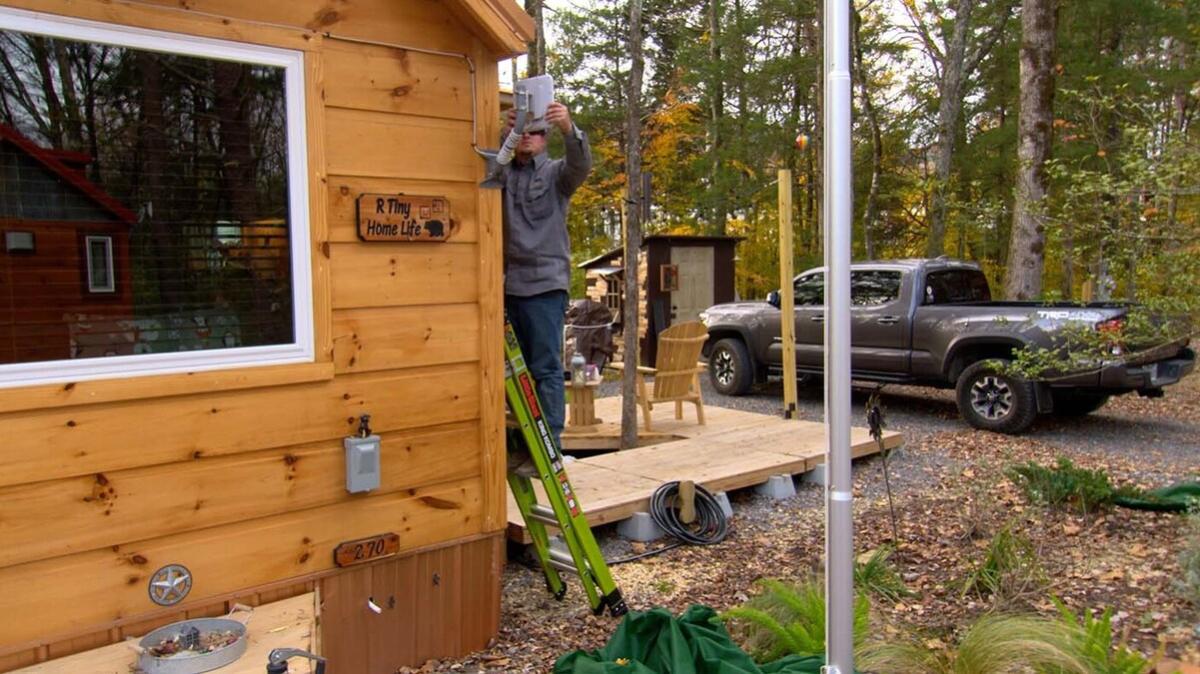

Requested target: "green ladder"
[{"left": 503, "top": 316, "right": 627, "bottom": 617}]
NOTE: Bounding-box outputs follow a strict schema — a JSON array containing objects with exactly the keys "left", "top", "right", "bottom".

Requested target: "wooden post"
[
  {"left": 778, "top": 169, "right": 798, "bottom": 419},
  {"left": 678, "top": 480, "right": 696, "bottom": 524}
]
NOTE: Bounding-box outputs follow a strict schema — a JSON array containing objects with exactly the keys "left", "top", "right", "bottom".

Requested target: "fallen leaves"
[{"left": 434, "top": 378, "right": 1200, "bottom": 673}]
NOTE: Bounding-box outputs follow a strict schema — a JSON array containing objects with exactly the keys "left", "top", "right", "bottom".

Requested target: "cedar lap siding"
[
  {"left": 581, "top": 235, "right": 739, "bottom": 366},
  {"left": 0, "top": 2, "right": 532, "bottom": 672},
  {"left": 0, "top": 124, "right": 136, "bottom": 364}
]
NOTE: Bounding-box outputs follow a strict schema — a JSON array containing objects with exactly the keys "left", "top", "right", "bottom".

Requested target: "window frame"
[
  {"left": 793, "top": 273, "right": 825, "bottom": 307},
  {"left": 849, "top": 270, "right": 902, "bottom": 307},
  {"left": 660, "top": 264, "right": 679, "bottom": 292},
  {"left": 84, "top": 235, "right": 116, "bottom": 294},
  {"left": 0, "top": 7, "right": 313, "bottom": 389}
]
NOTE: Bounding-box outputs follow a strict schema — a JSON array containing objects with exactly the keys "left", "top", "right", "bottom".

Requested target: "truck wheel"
[
  {"left": 955, "top": 359, "right": 1038, "bottom": 434},
  {"left": 1050, "top": 390, "right": 1110, "bottom": 417},
  {"left": 709, "top": 338, "right": 753, "bottom": 396}
]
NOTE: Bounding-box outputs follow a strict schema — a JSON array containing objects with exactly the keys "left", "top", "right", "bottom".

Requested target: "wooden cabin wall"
[
  {"left": 0, "top": 219, "right": 133, "bottom": 364},
  {"left": 0, "top": 0, "right": 505, "bottom": 669}
]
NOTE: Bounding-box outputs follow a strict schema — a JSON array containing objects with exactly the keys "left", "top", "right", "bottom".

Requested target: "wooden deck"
[{"left": 508, "top": 396, "right": 903, "bottom": 542}]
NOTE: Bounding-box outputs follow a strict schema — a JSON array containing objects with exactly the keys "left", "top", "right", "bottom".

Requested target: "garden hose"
[{"left": 649, "top": 480, "right": 730, "bottom": 546}]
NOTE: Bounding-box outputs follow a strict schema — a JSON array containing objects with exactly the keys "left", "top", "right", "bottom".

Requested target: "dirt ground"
[{"left": 412, "top": 375, "right": 1200, "bottom": 673}]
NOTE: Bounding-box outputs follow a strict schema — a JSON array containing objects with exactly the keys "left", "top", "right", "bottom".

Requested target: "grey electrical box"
[{"left": 345, "top": 414, "right": 381, "bottom": 493}]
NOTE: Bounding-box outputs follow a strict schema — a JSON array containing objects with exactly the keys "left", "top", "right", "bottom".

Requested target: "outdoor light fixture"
[{"left": 4, "top": 231, "right": 34, "bottom": 253}]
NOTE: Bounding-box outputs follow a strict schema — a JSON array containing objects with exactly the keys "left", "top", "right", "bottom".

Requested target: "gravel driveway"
[{"left": 601, "top": 372, "right": 1200, "bottom": 462}]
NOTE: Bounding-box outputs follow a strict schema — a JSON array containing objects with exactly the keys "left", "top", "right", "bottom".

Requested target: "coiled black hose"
[{"left": 649, "top": 481, "right": 730, "bottom": 545}]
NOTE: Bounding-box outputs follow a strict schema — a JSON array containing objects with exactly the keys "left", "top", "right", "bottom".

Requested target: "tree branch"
[{"left": 965, "top": 0, "right": 1016, "bottom": 74}]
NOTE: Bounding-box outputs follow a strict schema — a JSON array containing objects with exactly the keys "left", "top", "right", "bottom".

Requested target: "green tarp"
[
  {"left": 1114, "top": 481, "right": 1200, "bottom": 513},
  {"left": 553, "top": 605, "right": 826, "bottom": 674}
]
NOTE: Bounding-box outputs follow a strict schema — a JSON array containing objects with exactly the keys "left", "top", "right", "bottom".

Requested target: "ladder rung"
[
  {"left": 528, "top": 504, "right": 560, "bottom": 527},
  {"left": 548, "top": 548, "right": 584, "bottom": 575}
]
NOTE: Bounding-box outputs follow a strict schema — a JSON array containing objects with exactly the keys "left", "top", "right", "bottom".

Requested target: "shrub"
[
  {"left": 1039, "top": 599, "right": 1150, "bottom": 674},
  {"left": 858, "top": 614, "right": 1088, "bottom": 674},
  {"left": 721, "top": 577, "right": 870, "bottom": 662},
  {"left": 1006, "top": 457, "right": 1117, "bottom": 514},
  {"left": 961, "top": 524, "right": 1047, "bottom": 607},
  {"left": 854, "top": 546, "right": 911, "bottom": 603}
]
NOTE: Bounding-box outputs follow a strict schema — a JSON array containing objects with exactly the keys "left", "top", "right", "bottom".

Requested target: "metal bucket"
[{"left": 136, "top": 605, "right": 252, "bottom": 674}]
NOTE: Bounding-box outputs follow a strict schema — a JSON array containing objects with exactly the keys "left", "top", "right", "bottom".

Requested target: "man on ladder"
[
  {"left": 498, "top": 98, "right": 625, "bottom": 617},
  {"left": 501, "top": 98, "right": 590, "bottom": 468}
]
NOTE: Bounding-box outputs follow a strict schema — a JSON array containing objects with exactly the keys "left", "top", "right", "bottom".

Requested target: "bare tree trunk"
[
  {"left": 852, "top": 3, "right": 882, "bottom": 260},
  {"left": 1004, "top": 0, "right": 1057, "bottom": 300},
  {"left": 524, "top": 0, "right": 546, "bottom": 77},
  {"left": 707, "top": 0, "right": 726, "bottom": 234},
  {"left": 807, "top": 13, "right": 823, "bottom": 256},
  {"left": 80, "top": 45, "right": 103, "bottom": 182},
  {"left": 621, "top": 0, "right": 645, "bottom": 450},
  {"left": 1060, "top": 219, "right": 1074, "bottom": 298},
  {"left": 28, "top": 36, "right": 65, "bottom": 148},
  {"left": 52, "top": 42, "right": 85, "bottom": 152},
  {"left": 136, "top": 52, "right": 182, "bottom": 308},
  {"left": 1166, "top": 37, "right": 1191, "bottom": 230},
  {"left": 214, "top": 62, "right": 257, "bottom": 223},
  {"left": 925, "top": 0, "right": 974, "bottom": 258}
]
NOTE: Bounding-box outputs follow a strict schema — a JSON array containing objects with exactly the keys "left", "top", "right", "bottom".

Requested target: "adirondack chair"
[{"left": 609, "top": 321, "right": 708, "bottom": 431}]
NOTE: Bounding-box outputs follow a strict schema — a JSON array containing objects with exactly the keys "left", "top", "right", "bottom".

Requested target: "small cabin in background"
[
  {"left": 0, "top": 123, "right": 136, "bottom": 363},
  {"left": 581, "top": 234, "right": 740, "bottom": 366}
]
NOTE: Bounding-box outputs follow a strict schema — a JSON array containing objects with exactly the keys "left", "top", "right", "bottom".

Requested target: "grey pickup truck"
[{"left": 699, "top": 258, "right": 1195, "bottom": 433}]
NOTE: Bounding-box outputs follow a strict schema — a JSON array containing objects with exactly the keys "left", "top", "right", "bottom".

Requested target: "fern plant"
[
  {"left": 858, "top": 614, "right": 1088, "bottom": 674},
  {"left": 721, "top": 577, "right": 870, "bottom": 662},
  {"left": 1040, "top": 599, "right": 1150, "bottom": 674}
]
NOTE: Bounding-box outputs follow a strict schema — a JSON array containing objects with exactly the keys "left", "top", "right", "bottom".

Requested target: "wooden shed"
[
  {"left": 0, "top": 123, "right": 136, "bottom": 363},
  {"left": 0, "top": 1, "right": 531, "bottom": 672},
  {"left": 581, "top": 234, "right": 740, "bottom": 366}
]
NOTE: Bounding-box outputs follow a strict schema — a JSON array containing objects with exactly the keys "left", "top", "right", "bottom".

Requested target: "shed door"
[{"left": 670, "top": 246, "right": 714, "bottom": 323}]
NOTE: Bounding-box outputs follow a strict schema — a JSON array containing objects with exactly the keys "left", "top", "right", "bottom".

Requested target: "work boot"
[{"left": 507, "top": 449, "right": 539, "bottom": 478}]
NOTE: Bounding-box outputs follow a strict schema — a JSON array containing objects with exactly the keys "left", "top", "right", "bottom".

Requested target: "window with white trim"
[
  {"left": 85, "top": 235, "right": 115, "bottom": 293},
  {"left": 0, "top": 8, "right": 312, "bottom": 387}
]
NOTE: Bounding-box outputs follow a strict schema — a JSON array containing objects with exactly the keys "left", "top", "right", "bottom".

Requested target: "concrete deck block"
[
  {"left": 801, "top": 464, "right": 827, "bottom": 486},
  {"left": 617, "top": 511, "right": 666, "bottom": 542},
  {"left": 713, "top": 491, "right": 734, "bottom": 519},
  {"left": 754, "top": 474, "right": 797, "bottom": 500},
  {"left": 548, "top": 535, "right": 569, "bottom": 555}
]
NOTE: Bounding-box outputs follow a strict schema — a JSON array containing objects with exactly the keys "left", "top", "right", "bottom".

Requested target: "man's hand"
[
  {"left": 504, "top": 108, "right": 517, "bottom": 134},
  {"left": 545, "top": 101, "right": 573, "bottom": 134}
]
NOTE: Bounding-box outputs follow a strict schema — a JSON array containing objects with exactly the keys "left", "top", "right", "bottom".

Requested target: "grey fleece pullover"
[{"left": 501, "top": 125, "right": 593, "bottom": 297}]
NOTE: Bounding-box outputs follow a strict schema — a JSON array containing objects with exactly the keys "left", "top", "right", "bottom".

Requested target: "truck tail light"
[{"left": 1096, "top": 317, "right": 1125, "bottom": 356}]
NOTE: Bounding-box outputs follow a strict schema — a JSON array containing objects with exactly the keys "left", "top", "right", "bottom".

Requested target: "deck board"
[{"left": 509, "top": 397, "right": 903, "bottom": 542}]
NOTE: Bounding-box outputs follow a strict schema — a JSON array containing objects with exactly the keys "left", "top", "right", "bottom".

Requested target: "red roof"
[{"left": 0, "top": 123, "right": 135, "bottom": 224}]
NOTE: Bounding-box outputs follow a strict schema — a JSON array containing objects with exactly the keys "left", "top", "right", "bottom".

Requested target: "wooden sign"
[
  {"left": 356, "top": 193, "right": 452, "bottom": 242},
  {"left": 334, "top": 532, "right": 400, "bottom": 567}
]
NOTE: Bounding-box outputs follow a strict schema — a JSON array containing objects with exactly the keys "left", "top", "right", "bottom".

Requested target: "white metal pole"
[{"left": 823, "top": 0, "right": 854, "bottom": 670}]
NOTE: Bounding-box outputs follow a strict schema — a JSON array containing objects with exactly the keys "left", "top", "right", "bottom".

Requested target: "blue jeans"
[{"left": 506, "top": 290, "right": 568, "bottom": 447}]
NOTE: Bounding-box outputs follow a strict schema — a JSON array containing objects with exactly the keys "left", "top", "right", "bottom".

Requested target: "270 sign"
[{"left": 334, "top": 533, "right": 400, "bottom": 568}]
